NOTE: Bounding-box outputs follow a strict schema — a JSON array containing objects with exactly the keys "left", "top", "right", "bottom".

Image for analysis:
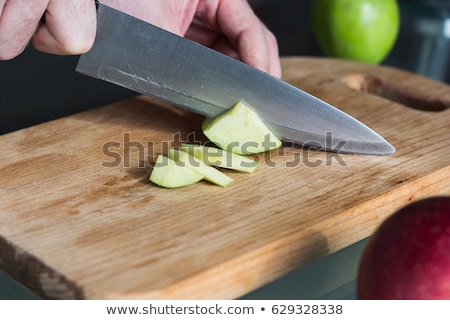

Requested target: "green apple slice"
[
  {"left": 180, "top": 143, "right": 259, "bottom": 173},
  {"left": 150, "top": 154, "right": 204, "bottom": 188},
  {"left": 167, "top": 149, "right": 233, "bottom": 187},
  {"left": 202, "top": 101, "right": 282, "bottom": 155}
]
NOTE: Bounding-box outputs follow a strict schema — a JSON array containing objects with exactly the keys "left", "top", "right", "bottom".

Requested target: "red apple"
[{"left": 357, "top": 196, "right": 450, "bottom": 299}]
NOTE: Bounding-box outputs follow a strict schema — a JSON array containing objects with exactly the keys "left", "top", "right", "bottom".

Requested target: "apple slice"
[
  {"left": 180, "top": 143, "right": 259, "bottom": 173},
  {"left": 149, "top": 154, "right": 204, "bottom": 188},
  {"left": 167, "top": 149, "right": 233, "bottom": 187},
  {"left": 202, "top": 101, "right": 282, "bottom": 155}
]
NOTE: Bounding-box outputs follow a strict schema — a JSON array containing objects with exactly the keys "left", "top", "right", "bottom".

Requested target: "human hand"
[
  {"left": 0, "top": 0, "right": 96, "bottom": 60},
  {"left": 0, "top": 0, "right": 281, "bottom": 78},
  {"left": 102, "top": 0, "right": 282, "bottom": 77}
]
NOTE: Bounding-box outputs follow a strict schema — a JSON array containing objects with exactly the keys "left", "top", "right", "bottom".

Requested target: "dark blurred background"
[{"left": 1, "top": 0, "right": 449, "bottom": 135}]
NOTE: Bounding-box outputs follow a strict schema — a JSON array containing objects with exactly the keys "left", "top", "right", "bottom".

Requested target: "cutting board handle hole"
[{"left": 344, "top": 73, "right": 448, "bottom": 112}]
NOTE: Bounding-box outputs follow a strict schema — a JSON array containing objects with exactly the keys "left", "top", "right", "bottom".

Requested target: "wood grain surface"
[{"left": 0, "top": 57, "right": 449, "bottom": 299}]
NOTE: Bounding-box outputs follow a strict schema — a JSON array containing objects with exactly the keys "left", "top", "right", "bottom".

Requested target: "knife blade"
[{"left": 76, "top": 2, "right": 395, "bottom": 155}]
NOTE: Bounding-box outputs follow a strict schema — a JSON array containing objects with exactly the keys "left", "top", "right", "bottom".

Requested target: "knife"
[{"left": 76, "top": 2, "right": 395, "bottom": 155}]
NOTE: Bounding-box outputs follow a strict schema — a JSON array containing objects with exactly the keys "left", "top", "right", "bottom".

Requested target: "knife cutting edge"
[{"left": 76, "top": 2, "right": 395, "bottom": 155}]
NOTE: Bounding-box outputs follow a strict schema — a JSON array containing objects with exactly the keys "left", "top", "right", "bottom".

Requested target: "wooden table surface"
[{"left": 0, "top": 57, "right": 449, "bottom": 299}]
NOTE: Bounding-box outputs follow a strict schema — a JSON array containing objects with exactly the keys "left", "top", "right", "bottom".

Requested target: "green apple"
[
  {"left": 167, "top": 149, "right": 233, "bottom": 187},
  {"left": 202, "top": 101, "right": 282, "bottom": 155},
  {"left": 311, "top": 0, "right": 400, "bottom": 64},
  {"left": 180, "top": 143, "right": 259, "bottom": 173},
  {"left": 149, "top": 154, "right": 204, "bottom": 188}
]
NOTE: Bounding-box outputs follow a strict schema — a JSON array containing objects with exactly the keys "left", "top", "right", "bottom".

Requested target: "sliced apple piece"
[
  {"left": 202, "top": 101, "right": 282, "bottom": 155},
  {"left": 167, "top": 149, "right": 233, "bottom": 187},
  {"left": 150, "top": 154, "right": 204, "bottom": 188},
  {"left": 180, "top": 143, "right": 259, "bottom": 173}
]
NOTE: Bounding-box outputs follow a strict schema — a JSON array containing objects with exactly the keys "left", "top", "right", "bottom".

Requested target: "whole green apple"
[
  {"left": 357, "top": 197, "right": 450, "bottom": 299},
  {"left": 311, "top": 0, "right": 400, "bottom": 64}
]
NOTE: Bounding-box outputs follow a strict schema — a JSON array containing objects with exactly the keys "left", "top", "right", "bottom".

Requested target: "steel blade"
[{"left": 77, "top": 3, "right": 395, "bottom": 155}]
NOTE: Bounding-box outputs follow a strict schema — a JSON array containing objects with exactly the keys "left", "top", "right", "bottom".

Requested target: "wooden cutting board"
[{"left": 1, "top": 57, "right": 449, "bottom": 299}]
